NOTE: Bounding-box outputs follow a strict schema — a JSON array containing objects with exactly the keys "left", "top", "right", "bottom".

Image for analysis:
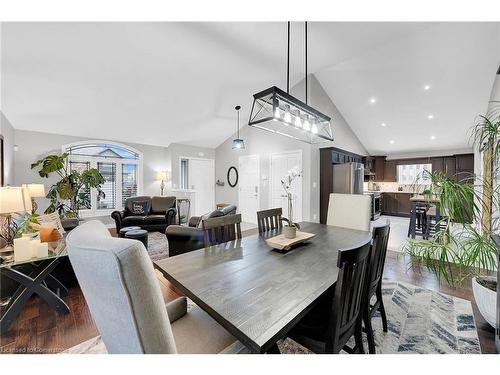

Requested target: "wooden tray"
[{"left": 265, "top": 231, "right": 316, "bottom": 251}]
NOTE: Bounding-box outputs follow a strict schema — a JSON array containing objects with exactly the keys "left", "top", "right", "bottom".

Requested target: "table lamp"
[
  {"left": 0, "top": 186, "right": 32, "bottom": 247},
  {"left": 22, "top": 183, "right": 46, "bottom": 214},
  {"left": 157, "top": 171, "right": 168, "bottom": 196}
]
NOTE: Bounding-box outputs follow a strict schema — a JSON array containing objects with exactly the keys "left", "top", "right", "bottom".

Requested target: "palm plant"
[
  {"left": 31, "top": 153, "right": 105, "bottom": 218},
  {"left": 404, "top": 106, "right": 500, "bottom": 287}
]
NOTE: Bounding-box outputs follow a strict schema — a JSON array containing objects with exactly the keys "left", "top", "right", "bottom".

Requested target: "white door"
[
  {"left": 188, "top": 158, "right": 215, "bottom": 216},
  {"left": 270, "top": 150, "right": 303, "bottom": 222},
  {"left": 238, "top": 155, "right": 260, "bottom": 224}
]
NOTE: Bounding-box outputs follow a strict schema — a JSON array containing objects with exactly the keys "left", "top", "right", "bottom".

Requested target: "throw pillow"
[{"left": 132, "top": 201, "right": 149, "bottom": 215}]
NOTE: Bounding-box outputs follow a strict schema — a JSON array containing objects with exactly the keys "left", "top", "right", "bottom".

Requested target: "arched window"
[{"left": 62, "top": 141, "right": 143, "bottom": 217}]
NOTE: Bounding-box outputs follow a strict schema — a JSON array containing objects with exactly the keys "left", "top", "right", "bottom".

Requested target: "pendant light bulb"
[
  {"left": 295, "top": 113, "right": 302, "bottom": 128},
  {"left": 303, "top": 116, "right": 311, "bottom": 131},
  {"left": 274, "top": 106, "right": 280, "bottom": 120},
  {"left": 311, "top": 122, "right": 318, "bottom": 134},
  {"left": 283, "top": 105, "right": 291, "bottom": 123}
]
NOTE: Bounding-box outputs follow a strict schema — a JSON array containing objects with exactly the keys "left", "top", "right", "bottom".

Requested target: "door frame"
[
  {"left": 178, "top": 156, "right": 215, "bottom": 214},
  {"left": 238, "top": 154, "right": 260, "bottom": 224},
  {"left": 269, "top": 149, "right": 303, "bottom": 222}
]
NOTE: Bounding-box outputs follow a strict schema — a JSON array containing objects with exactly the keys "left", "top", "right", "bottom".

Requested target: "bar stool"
[
  {"left": 424, "top": 204, "right": 442, "bottom": 239},
  {"left": 408, "top": 202, "right": 428, "bottom": 239}
]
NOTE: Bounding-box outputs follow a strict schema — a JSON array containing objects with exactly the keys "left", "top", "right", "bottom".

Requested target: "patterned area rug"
[
  {"left": 64, "top": 280, "right": 481, "bottom": 354},
  {"left": 147, "top": 232, "right": 169, "bottom": 261}
]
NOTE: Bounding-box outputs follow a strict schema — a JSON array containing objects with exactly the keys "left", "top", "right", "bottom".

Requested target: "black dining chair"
[
  {"left": 202, "top": 213, "right": 242, "bottom": 247},
  {"left": 285, "top": 240, "right": 372, "bottom": 354},
  {"left": 363, "top": 222, "right": 390, "bottom": 354},
  {"left": 256, "top": 208, "right": 290, "bottom": 233}
]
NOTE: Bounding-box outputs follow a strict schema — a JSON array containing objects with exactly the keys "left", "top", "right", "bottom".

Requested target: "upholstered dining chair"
[
  {"left": 326, "top": 193, "right": 371, "bottom": 231},
  {"left": 66, "top": 220, "right": 239, "bottom": 354},
  {"left": 285, "top": 240, "right": 372, "bottom": 354},
  {"left": 363, "top": 222, "right": 391, "bottom": 354},
  {"left": 256, "top": 208, "right": 291, "bottom": 233}
]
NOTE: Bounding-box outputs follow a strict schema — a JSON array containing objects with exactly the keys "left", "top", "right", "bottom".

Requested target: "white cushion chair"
[
  {"left": 66, "top": 220, "right": 240, "bottom": 354},
  {"left": 326, "top": 193, "right": 371, "bottom": 231}
]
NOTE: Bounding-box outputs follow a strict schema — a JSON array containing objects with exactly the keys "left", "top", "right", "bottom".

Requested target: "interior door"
[
  {"left": 188, "top": 158, "right": 215, "bottom": 216},
  {"left": 271, "top": 151, "right": 303, "bottom": 222},
  {"left": 238, "top": 155, "right": 260, "bottom": 224}
]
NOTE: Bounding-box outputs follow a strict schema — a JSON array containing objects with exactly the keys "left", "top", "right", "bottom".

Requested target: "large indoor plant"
[
  {"left": 404, "top": 107, "right": 499, "bottom": 326},
  {"left": 31, "top": 153, "right": 105, "bottom": 218}
]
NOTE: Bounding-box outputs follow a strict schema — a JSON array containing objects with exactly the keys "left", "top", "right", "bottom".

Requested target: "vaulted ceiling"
[{"left": 1, "top": 22, "right": 499, "bottom": 154}]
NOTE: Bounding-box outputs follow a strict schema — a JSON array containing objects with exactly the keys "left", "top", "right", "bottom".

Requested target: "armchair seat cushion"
[
  {"left": 171, "top": 305, "right": 236, "bottom": 354},
  {"left": 144, "top": 215, "right": 168, "bottom": 225},
  {"left": 122, "top": 216, "right": 147, "bottom": 226}
]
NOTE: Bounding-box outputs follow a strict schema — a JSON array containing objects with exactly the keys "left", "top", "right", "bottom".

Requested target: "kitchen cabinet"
[
  {"left": 455, "top": 154, "right": 474, "bottom": 182},
  {"left": 444, "top": 157, "right": 456, "bottom": 179},
  {"left": 381, "top": 192, "right": 411, "bottom": 217},
  {"left": 383, "top": 160, "right": 397, "bottom": 182},
  {"left": 431, "top": 157, "right": 445, "bottom": 174}
]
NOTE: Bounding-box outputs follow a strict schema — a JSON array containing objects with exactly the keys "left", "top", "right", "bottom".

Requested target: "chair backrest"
[
  {"left": 367, "top": 222, "right": 391, "bottom": 295},
  {"left": 66, "top": 220, "right": 177, "bottom": 354},
  {"left": 326, "top": 193, "right": 371, "bottom": 231},
  {"left": 150, "top": 196, "right": 176, "bottom": 214},
  {"left": 202, "top": 213, "right": 242, "bottom": 246},
  {"left": 326, "top": 240, "right": 371, "bottom": 353},
  {"left": 257, "top": 208, "right": 285, "bottom": 233}
]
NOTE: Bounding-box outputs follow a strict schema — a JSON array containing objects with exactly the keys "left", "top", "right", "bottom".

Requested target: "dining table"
[{"left": 154, "top": 221, "right": 372, "bottom": 353}]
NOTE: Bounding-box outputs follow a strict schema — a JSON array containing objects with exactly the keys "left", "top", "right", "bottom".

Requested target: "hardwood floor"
[{"left": 0, "top": 239, "right": 496, "bottom": 354}]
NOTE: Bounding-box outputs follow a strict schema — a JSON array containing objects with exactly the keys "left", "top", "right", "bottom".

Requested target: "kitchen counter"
[{"left": 365, "top": 190, "right": 414, "bottom": 194}]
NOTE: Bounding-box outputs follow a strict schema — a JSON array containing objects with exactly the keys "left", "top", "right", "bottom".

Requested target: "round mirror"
[{"left": 227, "top": 166, "right": 238, "bottom": 188}]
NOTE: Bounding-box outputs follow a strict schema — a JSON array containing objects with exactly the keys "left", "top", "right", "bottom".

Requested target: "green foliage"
[
  {"left": 404, "top": 110, "right": 500, "bottom": 286},
  {"left": 15, "top": 213, "right": 40, "bottom": 235},
  {"left": 31, "top": 153, "right": 104, "bottom": 218}
]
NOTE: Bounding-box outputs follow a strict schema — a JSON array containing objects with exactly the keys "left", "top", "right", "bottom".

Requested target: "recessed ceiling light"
[
  {"left": 427, "top": 114, "right": 434, "bottom": 120},
  {"left": 424, "top": 85, "right": 431, "bottom": 91},
  {"left": 430, "top": 135, "right": 436, "bottom": 140},
  {"left": 389, "top": 140, "right": 395, "bottom": 144},
  {"left": 381, "top": 122, "right": 386, "bottom": 127},
  {"left": 369, "top": 97, "right": 376, "bottom": 104}
]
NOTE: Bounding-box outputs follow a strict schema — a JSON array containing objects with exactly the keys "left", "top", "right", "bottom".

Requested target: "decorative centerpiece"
[{"left": 281, "top": 167, "right": 302, "bottom": 239}]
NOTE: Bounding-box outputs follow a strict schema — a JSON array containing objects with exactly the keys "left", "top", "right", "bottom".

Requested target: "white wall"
[
  {"left": 215, "top": 74, "right": 367, "bottom": 222},
  {"left": 0, "top": 112, "right": 15, "bottom": 185},
  {"left": 168, "top": 143, "right": 215, "bottom": 190},
  {"left": 14, "top": 129, "right": 171, "bottom": 212}
]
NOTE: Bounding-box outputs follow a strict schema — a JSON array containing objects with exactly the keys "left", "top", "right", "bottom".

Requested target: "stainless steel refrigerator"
[{"left": 332, "top": 162, "right": 364, "bottom": 194}]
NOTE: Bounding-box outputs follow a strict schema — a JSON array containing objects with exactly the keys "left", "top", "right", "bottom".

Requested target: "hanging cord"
[
  {"left": 236, "top": 105, "right": 241, "bottom": 138},
  {"left": 305, "top": 21, "right": 308, "bottom": 105},
  {"left": 287, "top": 21, "right": 290, "bottom": 94}
]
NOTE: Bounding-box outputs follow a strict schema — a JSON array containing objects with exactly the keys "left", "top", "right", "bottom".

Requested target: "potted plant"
[
  {"left": 281, "top": 167, "right": 302, "bottom": 239},
  {"left": 31, "top": 153, "right": 105, "bottom": 219},
  {"left": 404, "top": 106, "right": 499, "bottom": 327}
]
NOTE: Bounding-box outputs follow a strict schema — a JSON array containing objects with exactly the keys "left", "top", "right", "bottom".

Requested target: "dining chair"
[
  {"left": 326, "top": 193, "right": 371, "bottom": 231},
  {"left": 286, "top": 240, "right": 372, "bottom": 354},
  {"left": 202, "top": 213, "right": 242, "bottom": 246},
  {"left": 363, "top": 222, "right": 390, "bottom": 354},
  {"left": 66, "top": 220, "right": 239, "bottom": 354},
  {"left": 407, "top": 201, "right": 428, "bottom": 239},
  {"left": 256, "top": 208, "right": 290, "bottom": 233}
]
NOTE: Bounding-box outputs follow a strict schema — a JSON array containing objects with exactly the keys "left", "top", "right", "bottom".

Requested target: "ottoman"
[
  {"left": 119, "top": 226, "right": 142, "bottom": 238},
  {"left": 124, "top": 229, "right": 148, "bottom": 249}
]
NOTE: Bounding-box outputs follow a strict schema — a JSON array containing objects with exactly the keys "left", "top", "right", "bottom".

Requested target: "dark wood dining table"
[{"left": 154, "top": 222, "right": 372, "bottom": 353}]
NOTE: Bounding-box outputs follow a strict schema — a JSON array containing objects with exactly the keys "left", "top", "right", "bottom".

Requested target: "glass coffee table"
[{"left": 0, "top": 239, "right": 70, "bottom": 334}]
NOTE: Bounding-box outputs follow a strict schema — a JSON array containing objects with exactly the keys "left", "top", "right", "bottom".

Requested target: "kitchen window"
[{"left": 397, "top": 163, "right": 432, "bottom": 185}]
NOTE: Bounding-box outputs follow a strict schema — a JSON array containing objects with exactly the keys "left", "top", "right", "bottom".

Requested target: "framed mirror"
[{"left": 227, "top": 166, "right": 238, "bottom": 187}]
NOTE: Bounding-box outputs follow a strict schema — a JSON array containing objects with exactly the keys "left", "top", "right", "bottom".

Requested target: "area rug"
[
  {"left": 147, "top": 232, "right": 169, "bottom": 261},
  {"left": 64, "top": 280, "right": 481, "bottom": 354}
]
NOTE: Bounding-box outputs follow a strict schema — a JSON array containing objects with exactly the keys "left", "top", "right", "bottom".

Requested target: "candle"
[
  {"left": 29, "top": 238, "right": 41, "bottom": 258},
  {"left": 35, "top": 242, "right": 49, "bottom": 258},
  {"left": 14, "top": 237, "right": 31, "bottom": 262}
]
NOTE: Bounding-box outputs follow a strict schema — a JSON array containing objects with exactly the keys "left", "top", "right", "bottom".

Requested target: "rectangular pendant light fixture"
[{"left": 248, "top": 85, "right": 333, "bottom": 144}]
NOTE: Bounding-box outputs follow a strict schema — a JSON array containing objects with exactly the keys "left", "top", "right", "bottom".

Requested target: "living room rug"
[
  {"left": 147, "top": 231, "right": 169, "bottom": 261},
  {"left": 64, "top": 280, "right": 481, "bottom": 354}
]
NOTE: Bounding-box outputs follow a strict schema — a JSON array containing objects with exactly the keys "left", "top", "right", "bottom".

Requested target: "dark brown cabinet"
[
  {"left": 381, "top": 192, "right": 411, "bottom": 217},
  {"left": 383, "top": 160, "right": 397, "bottom": 182}
]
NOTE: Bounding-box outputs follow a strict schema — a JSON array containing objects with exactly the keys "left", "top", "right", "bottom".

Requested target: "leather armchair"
[
  {"left": 166, "top": 204, "right": 237, "bottom": 257},
  {"left": 111, "top": 196, "right": 177, "bottom": 233}
]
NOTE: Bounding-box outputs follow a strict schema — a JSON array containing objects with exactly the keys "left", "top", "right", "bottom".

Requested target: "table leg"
[
  {"left": 0, "top": 257, "right": 70, "bottom": 334},
  {"left": 409, "top": 202, "right": 417, "bottom": 239}
]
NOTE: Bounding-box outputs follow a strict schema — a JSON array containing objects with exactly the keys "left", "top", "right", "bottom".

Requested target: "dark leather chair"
[
  {"left": 111, "top": 196, "right": 177, "bottom": 233},
  {"left": 166, "top": 205, "right": 237, "bottom": 257}
]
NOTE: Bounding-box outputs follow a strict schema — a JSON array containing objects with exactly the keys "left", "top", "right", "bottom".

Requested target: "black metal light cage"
[{"left": 248, "top": 86, "right": 334, "bottom": 144}]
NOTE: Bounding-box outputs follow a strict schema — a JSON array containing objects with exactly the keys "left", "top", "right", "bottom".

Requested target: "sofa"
[
  {"left": 111, "top": 196, "right": 177, "bottom": 233},
  {"left": 166, "top": 204, "right": 237, "bottom": 257}
]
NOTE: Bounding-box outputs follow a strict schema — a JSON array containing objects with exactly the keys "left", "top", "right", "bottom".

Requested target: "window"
[
  {"left": 180, "top": 158, "right": 189, "bottom": 190},
  {"left": 64, "top": 142, "right": 142, "bottom": 216},
  {"left": 397, "top": 163, "right": 432, "bottom": 185}
]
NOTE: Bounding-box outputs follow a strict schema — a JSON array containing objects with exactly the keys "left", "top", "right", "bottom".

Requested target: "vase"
[
  {"left": 472, "top": 276, "right": 496, "bottom": 328},
  {"left": 283, "top": 226, "right": 297, "bottom": 239}
]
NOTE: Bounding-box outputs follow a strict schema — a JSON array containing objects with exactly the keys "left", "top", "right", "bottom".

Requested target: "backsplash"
[{"left": 364, "top": 181, "right": 426, "bottom": 193}]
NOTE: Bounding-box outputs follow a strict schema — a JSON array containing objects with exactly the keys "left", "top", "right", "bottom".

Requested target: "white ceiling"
[{"left": 1, "top": 22, "right": 499, "bottom": 153}]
